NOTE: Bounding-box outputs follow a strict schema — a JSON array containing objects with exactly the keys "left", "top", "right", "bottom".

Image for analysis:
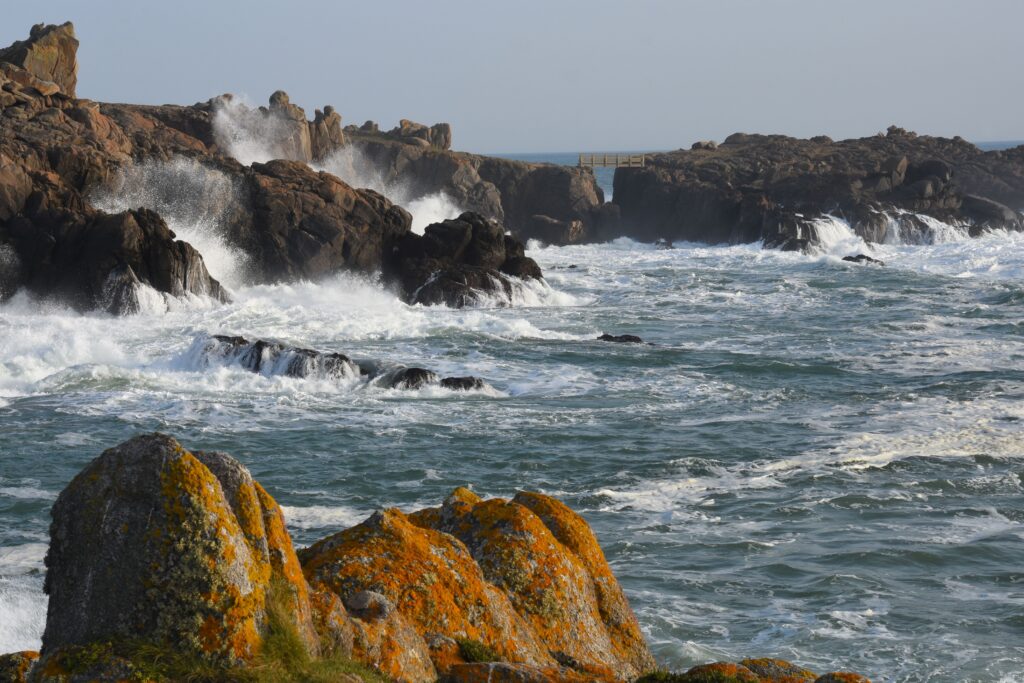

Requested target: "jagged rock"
[
  {"left": 342, "top": 591, "right": 437, "bottom": 683},
  {"left": 40, "top": 434, "right": 319, "bottom": 666},
  {"left": 430, "top": 123, "right": 453, "bottom": 150},
  {"left": 386, "top": 212, "right": 542, "bottom": 306},
  {"left": 309, "top": 105, "right": 345, "bottom": 161},
  {"left": 613, "top": 129, "right": 1024, "bottom": 249},
  {"left": 440, "top": 376, "right": 487, "bottom": 391},
  {"left": 598, "top": 334, "right": 644, "bottom": 344},
  {"left": 200, "top": 334, "right": 357, "bottom": 379},
  {"left": 842, "top": 254, "right": 885, "bottom": 266},
  {"left": 0, "top": 651, "right": 38, "bottom": 682},
  {"left": 267, "top": 90, "right": 313, "bottom": 161},
  {"left": 0, "top": 22, "right": 78, "bottom": 97},
  {"left": 381, "top": 367, "right": 439, "bottom": 389},
  {"left": 519, "top": 214, "right": 586, "bottom": 246}
]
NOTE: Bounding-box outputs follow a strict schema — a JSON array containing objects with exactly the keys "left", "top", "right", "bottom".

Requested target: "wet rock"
[
  {"left": 386, "top": 212, "right": 543, "bottom": 307},
  {"left": 598, "top": 333, "right": 644, "bottom": 343},
  {"left": 0, "top": 22, "right": 78, "bottom": 97},
  {"left": 519, "top": 214, "right": 587, "bottom": 246},
  {"left": 841, "top": 254, "right": 885, "bottom": 266},
  {"left": 440, "top": 376, "right": 487, "bottom": 391},
  {"left": 201, "top": 334, "right": 357, "bottom": 379},
  {"left": 40, "top": 434, "right": 318, "bottom": 666},
  {"left": 740, "top": 657, "right": 817, "bottom": 682},
  {"left": 382, "top": 367, "right": 439, "bottom": 390},
  {"left": 0, "top": 651, "right": 38, "bottom": 682}
]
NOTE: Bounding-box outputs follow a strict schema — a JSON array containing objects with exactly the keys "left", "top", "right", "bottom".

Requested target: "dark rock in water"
[
  {"left": 842, "top": 254, "right": 885, "bottom": 266},
  {"left": 440, "top": 376, "right": 487, "bottom": 391},
  {"left": 205, "top": 334, "right": 356, "bottom": 378},
  {"left": 382, "top": 367, "right": 439, "bottom": 390},
  {"left": 598, "top": 333, "right": 644, "bottom": 344},
  {"left": 386, "top": 212, "right": 543, "bottom": 307},
  {"left": 517, "top": 214, "right": 586, "bottom": 246},
  {"left": 612, "top": 127, "right": 1024, "bottom": 249}
]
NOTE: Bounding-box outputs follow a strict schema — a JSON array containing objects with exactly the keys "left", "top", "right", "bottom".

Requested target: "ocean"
[{"left": 1, "top": 147, "right": 1023, "bottom": 682}]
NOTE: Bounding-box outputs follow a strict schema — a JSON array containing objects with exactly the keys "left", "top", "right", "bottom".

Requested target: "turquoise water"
[{"left": 2, "top": 154, "right": 1024, "bottom": 682}]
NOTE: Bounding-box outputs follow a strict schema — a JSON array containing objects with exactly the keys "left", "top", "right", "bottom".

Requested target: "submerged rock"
[
  {"left": 598, "top": 333, "right": 645, "bottom": 343},
  {"left": 202, "top": 334, "right": 357, "bottom": 379},
  {"left": 842, "top": 254, "right": 885, "bottom": 266}
]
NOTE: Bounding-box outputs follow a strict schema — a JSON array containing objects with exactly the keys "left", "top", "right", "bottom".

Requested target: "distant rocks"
[
  {"left": 612, "top": 127, "right": 1024, "bottom": 251},
  {"left": 386, "top": 211, "right": 543, "bottom": 307},
  {"left": 637, "top": 660, "right": 872, "bottom": 683}
]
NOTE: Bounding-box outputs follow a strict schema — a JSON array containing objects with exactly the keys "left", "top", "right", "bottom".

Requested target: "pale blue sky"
[{"left": 3, "top": 0, "right": 1021, "bottom": 153}]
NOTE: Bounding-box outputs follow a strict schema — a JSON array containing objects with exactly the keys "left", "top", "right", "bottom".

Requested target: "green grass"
[{"left": 455, "top": 637, "right": 499, "bottom": 663}]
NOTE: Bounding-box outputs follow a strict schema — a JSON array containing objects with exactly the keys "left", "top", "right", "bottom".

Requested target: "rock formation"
[
  {"left": 611, "top": 127, "right": 1023, "bottom": 251},
  {"left": 0, "top": 23, "right": 552, "bottom": 312},
  {"left": 385, "top": 212, "right": 544, "bottom": 306}
]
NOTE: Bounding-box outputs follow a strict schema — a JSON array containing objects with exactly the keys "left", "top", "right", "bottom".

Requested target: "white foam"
[{"left": 280, "top": 505, "right": 368, "bottom": 531}]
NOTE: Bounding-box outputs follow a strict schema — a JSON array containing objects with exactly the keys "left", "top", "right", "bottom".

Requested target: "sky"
[{"left": 3, "top": 0, "right": 1022, "bottom": 153}]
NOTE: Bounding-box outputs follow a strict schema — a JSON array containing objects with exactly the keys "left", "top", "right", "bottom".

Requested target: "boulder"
[
  {"left": 598, "top": 333, "right": 644, "bottom": 343},
  {"left": 198, "top": 334, "right": 357, "bottom": 379},
  {"left": 841, "top": 254, "right": 885, "bottom": 266},
  {"left": 343, "top": 590, "right": 437, "bottom": 683},
  {"left": 40, "top": 434, "right": 317, "bottom": 666},
  {"left": 0, "top": 22, "right": 78, "bottom": 97},
  {"left": 814, "top": 675, "right": 872, "bottom": 683},
  {"left": 385, "top": 212, "right": 543, "bottom": 306},
  {"left": 740, "top": 657, "right": 817, "bottom": 682},
  {"left": 520, "top": 214, "right": 587, "bottom": 246}
]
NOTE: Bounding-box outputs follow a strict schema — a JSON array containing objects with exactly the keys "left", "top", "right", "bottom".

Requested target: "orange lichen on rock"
[
  {"left": 441, "top": 661, "right": 597, "bottom": 682},
  {"left": 0, "top": 650, "right": 39, "bottom": 682},
  {"left": 813, "top": 674, "right": 872, "bottom": 683},
  {"left": 739, "top": 657, "right": 817, "bottom": 682},
  {"left": 678, "top": 662, "right": 762, "bottom": 682},
  {"left": 300, "top": 506, "right": 552, "bottom": 673},
  {"left": 343, "top": 590, "right": 437, "bottom": 683}
]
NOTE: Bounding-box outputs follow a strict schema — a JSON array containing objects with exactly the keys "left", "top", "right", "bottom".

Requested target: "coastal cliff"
[
  {"left": 610, "top": 129, "right": 1024, "bottom": 250},
  {"left": 0, "top": 434, "right": 872, "bottom": 683},
  {"left": 0, "top": 23, "right": 574, "bottom": 314}
]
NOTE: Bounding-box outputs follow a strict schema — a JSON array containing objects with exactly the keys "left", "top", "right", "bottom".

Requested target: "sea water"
[{"left": 1, "top": 151, "right": 1023, "bottom": 682}]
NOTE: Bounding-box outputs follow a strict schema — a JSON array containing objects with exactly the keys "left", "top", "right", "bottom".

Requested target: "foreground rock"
[
  {"left": 637, "top": 659, "right": 871, "bottom": 683},
  {"left": 612, "top": 127, "right": 1024, "bottom": 251}
]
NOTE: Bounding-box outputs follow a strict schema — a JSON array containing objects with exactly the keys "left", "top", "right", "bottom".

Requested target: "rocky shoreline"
[{"left": 0, "top": 434, "right": 871, "bottom": 683}]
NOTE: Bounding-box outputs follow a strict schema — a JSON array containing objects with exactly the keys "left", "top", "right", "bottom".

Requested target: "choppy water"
[{"left": 2, "top": 151, "right": 1024, "bottom": 682}]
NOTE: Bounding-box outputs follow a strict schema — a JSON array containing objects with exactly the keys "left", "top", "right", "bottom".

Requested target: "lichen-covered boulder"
[
  {"left": 441, "top": 662, "right": 595, "bottom": 682},
  {"left": 40, "top": 433, "right": 316, "bottom": 666},
  {"left": 740, "top": 657, "right": 816, "bottom": 682},
  {"left": 814, "top": 674, "right": 872, "bottom": 683},
  {"left": 420, "top": 488, "right": 655, "bottom": 680},
  {"left": 342, "top": 590, "right": 437, "bottom": 683},
  {"left": 0, "top": 651, "right": 38, "bottom": 682},
  {"left": 300, "top": 507, "right": 553, "bottom": 673}
]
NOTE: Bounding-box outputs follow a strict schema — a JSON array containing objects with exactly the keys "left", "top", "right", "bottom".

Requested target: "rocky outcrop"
[
  {"left": 612, "top": 127, "right": 1024, "bottom": 250},
  {"left": 0, "top": 23, "right": 78, "bottom": 97},
  {"left": 301, "top": 486, "right": 656, "bottom": 681},
  {"left": 636, "top": 659, "right": 871, "bottom": 683},
  {"left": 344, "top": 132, "right": 606, "bottom": 239},
  {"left": 191, "top": 333, "right": 492, "bottom": 391},
  {"left": 39, "top": 434, "right": 318, "bottom": 666},
  {"left": 385, "top": 212, "right": 543, "bottom": 306},
  {"left": 0, "top": 651, "right": 38, "bottom": 683}
]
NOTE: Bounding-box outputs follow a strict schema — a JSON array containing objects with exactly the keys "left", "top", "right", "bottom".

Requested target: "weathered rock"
[
  {"left": 419, "top": 488, "right": 656, "bottom": 680},
  {"left": 301, "top": 508, "right": 553, "bottom": 676},
  {"left": 440, "top": 376, "right": 488, "bottom": 391},
  {"left": 441, "top": 662, "right": 595, "bottom": 682},
  {"left": 40, "top": 434, "right": 316, "bottom": 666},
  {"left": 343, "top": 590, "right": 437, "bottom": 683},
  {"left": 740, "top": 657, "right": 817, "bottom": 682},
  {"left": 198, "top": 334, "right": 357, "bottom": 379},
  {"left": 267, "top": 90, "right": 313, "bottom": 162},
  {"left": 519, "top": 214, "right": 586, "bottom": 246},
  {"left": 309, "top": 105, "right": 345, "bottom": 161},
  {"left": 814, "top": 674, "right": 872, "bottom": 683},
  {"left": 0, "top": 23, "right": 78, "bottom": 97},
  {"left": 386, "top": 212, "right": 543, "bottom": 306},
  {"left": 598, "top": 333, "right": 644, "bottom": 344},
  {"left": 0, "top": 651, "right": 38, "bottom": 683},
  {"left": 380, "top": 367, "right": 439, "bottom": 390},
  {"left": 613, "top": 128, "right": 1024, "bottom": 250}
]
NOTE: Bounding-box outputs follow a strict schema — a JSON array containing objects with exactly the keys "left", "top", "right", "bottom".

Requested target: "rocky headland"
[
  {"left": 608, "top": 130, "right": 1024, "bottom": 250},
  {"left": 0, "top": 22, "right": 597, "bottom": 314},
  {"left": 0, "top": 434, "right": 872, "bottom": 683}
]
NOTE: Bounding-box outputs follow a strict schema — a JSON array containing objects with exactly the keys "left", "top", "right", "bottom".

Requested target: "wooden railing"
[{"left": 578, "top": 153, "right": 645, "bottom": 168}]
